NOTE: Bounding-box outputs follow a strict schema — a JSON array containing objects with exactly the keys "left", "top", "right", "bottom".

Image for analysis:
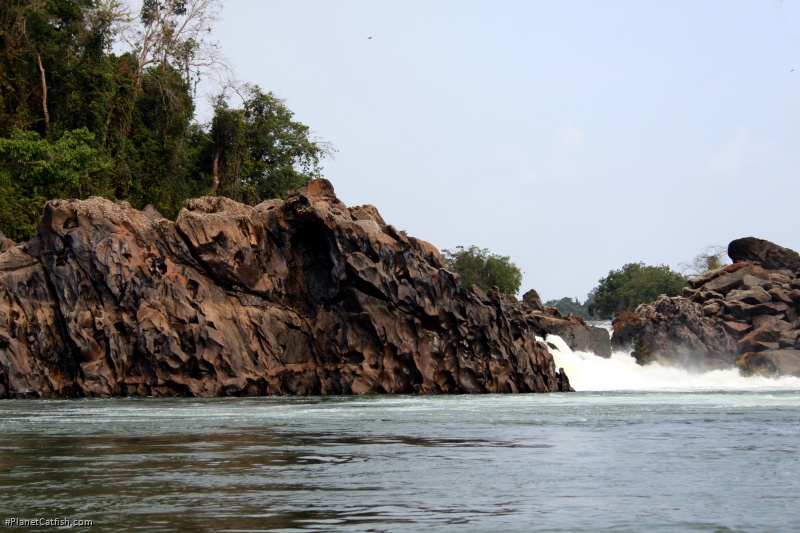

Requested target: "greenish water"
[{"left": 1, "top": 391, "right": 799, "bottom": 532}]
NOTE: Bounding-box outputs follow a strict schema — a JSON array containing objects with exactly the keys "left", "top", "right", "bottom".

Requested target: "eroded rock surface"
[
  {"left": 0, "top": 180, "right": 573, "bottom": 397},
  {"left": 0, "top": 231, "right": 13, "bottom": 254},
  {"left": 612, "top": 237, "right": 800, "bottom": 377}
]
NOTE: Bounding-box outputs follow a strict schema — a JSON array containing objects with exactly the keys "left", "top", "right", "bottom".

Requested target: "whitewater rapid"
[{"left": 543, "top": 333, "right": 800, "bottom": 392}]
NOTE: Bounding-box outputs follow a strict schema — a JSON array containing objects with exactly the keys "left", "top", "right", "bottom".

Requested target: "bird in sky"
[{"left": 368, "top": 36, "right": 372, "bottom": 39}]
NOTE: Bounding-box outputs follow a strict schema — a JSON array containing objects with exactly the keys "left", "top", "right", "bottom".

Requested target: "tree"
[
  {"left": 122, "top": 0, "right": 228, "bottom": 90},
  {"left": 442, "top": 245, "right": 522, "bottom": 295},
  {"left": 201, "top": 86, "right": 334, "bottom": 204},
  {"left": 587, "top": 263, "right": 686, "bottom": 319},
  {"left": 679, "top": 245, "right": 731, "bottom": 276},
  {"left": 0, "top": 128, "right": 101, "bottom": 240},
  {"left": 119, "top": 62, "right": 197, "bottom": 217},
  {"left": 0, "top": 0, "right": 335, "bottom": 239},
  {"left": 544, "top": 297, "right": 594, "bottom": 319},
  {"left": 0, "top": 0, "right": 119, "bottom": 138}
]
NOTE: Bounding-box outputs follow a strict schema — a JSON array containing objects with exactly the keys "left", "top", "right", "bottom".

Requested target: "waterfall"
[{"left": 544, "top": 331, "right": 800, "bottom": 391}]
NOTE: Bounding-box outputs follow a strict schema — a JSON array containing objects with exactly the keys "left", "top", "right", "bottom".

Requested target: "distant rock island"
[
  {"left": 613, "top": 237, "right": 800, "bottom": 377},
  {"left": 0, "top": 180, "right": 609, "bottom": 398}
]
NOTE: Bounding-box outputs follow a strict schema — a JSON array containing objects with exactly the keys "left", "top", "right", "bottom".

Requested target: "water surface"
[{"left": 2, "top": 390, "right": 799, "bottom": 532}]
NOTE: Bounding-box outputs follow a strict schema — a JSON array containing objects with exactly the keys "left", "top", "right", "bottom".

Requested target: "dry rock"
[
  {"left": 613, "top": 237, "right": 800, "bottom": 377},
  {"left": 0, "top": 180, "right": 578, "bottom": 398}
]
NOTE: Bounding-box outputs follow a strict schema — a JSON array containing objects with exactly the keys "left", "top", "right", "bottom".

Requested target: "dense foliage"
[
  {"left": 442, "top": 245, "right": 523, "bottom": 295},
  {"left": 0, "top": 0, "right": 331, "bottom": 241},
  {"left": 587, "top": 263, "right": 686, "bottom": 319},
  {"left": 544, "top": 297, "right": 594, "bottom": 319}
]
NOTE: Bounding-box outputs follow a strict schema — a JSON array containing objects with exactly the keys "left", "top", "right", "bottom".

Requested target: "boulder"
[
  {"left": 0, "top": 180, "right": 573, "bottom": 398},
  {"left": 532, "top": 313, "right": 611, "bottom": 358},
  {"left": 728, "top": 237, "right": 800, "bottom": 272},
  {"left": 737, "top": 321, "right": 792, "bottom": 353},
  {"left": 0, "top": 231, "right": 13, "bottom": 254},
  {"left": 737, "top": 349, "right": 800, "bottom": 378},
  {"left": 613, "top": 237, "right": 800, "bottom": 377},
  {"left": 612, "top": 296, "right": 739, "bottom": 369}
]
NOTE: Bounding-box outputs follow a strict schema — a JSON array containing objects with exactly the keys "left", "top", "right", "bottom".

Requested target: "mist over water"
[{"left": 546, "top": 333, "right": 800, "bottom": 392}]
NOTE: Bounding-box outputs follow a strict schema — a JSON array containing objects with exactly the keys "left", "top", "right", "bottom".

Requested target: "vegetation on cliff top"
[
  {"left": 546, "top": 246, "right": 731, "bottom": 319},
  {"left": 587, "top": 263, "right": 686, "bottom": 319},
  {"left": 544, "top": 297, "right": 595, "bottom": 319},
  {"left": 545, "top": 264, "right": 686, "bottom": 321},
  {"left": 442, "top": 245, "right": 523, "bottom": 296},
  {"left": 443, "top": 246, "right": 688, "bottom": 320},
  {"left": 0, "top": 0, "right": 332, "bottom": 241}
]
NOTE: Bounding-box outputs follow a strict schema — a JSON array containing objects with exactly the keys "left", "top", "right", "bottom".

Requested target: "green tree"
[
  {"left": 0, "top": 0, "right": 139, "bottom": 198},
  {"left": 0, "top": 128, "right": 101, "bottom": 240},
  {"left": 119, "top": 63, "right": 198, "bottom": 217},
  {"left": 442, "top": 245, "right": 523, "bottom": 295},
  {"left": 587, "top": 263, "right": 686, "bottom": 319},
  {"left": 201, "top": 86, "right": 333, "bottom": 204},
  {"left": 0, "top": 0, "right": 335, "bottom": 240},
  {"left": 544, "top": 297, "right": 594, "bottom": 319},
  {"left": 0, "top": 0, "right": 116, "bottom": 138}
]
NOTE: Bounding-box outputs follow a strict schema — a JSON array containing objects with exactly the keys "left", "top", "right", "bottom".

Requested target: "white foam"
[{"left": 544, "top": 334, "right": 800, "bottom": 391}]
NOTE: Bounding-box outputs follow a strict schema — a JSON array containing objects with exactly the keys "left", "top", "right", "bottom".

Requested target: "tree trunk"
[
  {"left": 37, "top": 53, "right": 49, "bottom": 135},
  {"left": 211, "top": 148, "right": 220, "bottom": 195}
]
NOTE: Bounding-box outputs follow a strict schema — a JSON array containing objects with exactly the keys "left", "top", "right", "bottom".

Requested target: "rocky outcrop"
[
  {"left": 0, "top": 230, "right": 13, "bottom": 254},
  {"left": 0, "top": 180, "right": 574, "bottom": 398},
  {"left": 728, "top": 237, "right": 800, "bottom": 271},
  {"left": 612, "top": 237, "right": 800, "bottom": 377},
  {"left": 532, "top": 310, "right": 611, "bottom": 358},
  {"left": 467, "top": 287, "right": 610, "bottom": 358},
  {"left": 516, "top": 289, "right": 611, "bottom": 357}
]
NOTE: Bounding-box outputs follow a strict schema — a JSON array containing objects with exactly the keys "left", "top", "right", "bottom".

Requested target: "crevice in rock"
[{"left": 37, "top": 253, "right": 83, "bottom": 391}]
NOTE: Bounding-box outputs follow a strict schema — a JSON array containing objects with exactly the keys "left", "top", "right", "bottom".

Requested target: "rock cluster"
[
  {"left": 613, "top": 237, "right": 800, "bottom": 377},
  {"left": 0, "top": 180, "right": 584, "bottom": 398},
  {"left": 517, "top": 291, "right": 611, "bottom": 358}
]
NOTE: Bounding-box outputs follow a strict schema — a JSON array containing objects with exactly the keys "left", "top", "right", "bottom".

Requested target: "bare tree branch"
[{"left": 118, "top": 0, "right": 231, "bottom": 91}]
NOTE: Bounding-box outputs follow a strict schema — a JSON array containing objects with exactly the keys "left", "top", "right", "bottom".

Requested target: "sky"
[{"left": 194, "top": 0, "right": 800, "bottom": 302}]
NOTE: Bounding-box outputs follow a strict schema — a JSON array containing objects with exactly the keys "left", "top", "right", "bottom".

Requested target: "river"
[{"left": 1, "top": 339, "right": 800, "bottom": 532}]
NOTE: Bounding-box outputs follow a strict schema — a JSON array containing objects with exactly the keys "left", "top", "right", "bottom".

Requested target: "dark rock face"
[
  {"left": 728, "top": 237, "right": 800, "bottom": 271},
  {"left": 0, "top": 180, "right": 576, "bottom": 398},
  {"left": 534, "top": 312, "right": 611, "bottom": 358},
  {"left": 468, "top": 288, "right": 611, "bottom": 358},
  {"left": 517, "top": 289, "right": 610, "bottom": 357},
  {"left": 613, "top": 238, "right": 800, "bottom": 377}
]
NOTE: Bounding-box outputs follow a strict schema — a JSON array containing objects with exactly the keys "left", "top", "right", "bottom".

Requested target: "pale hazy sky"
[{"left": 196, "top": 0, "right": 800, "bottom": 301}]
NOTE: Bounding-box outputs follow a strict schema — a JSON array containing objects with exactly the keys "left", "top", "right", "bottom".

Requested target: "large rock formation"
[
  {"left": 612, "top": 237, "right": 800, "bottom": 377},
  {"left": 0, "top": 180, "right": 580, "bottom": 398}
]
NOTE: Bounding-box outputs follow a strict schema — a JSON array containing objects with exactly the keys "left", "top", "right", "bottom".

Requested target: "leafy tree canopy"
[
  {"left": 587, "top": 262, "right": 686, "bottom": 319},
  {"left": 544, "top": 296, "right": 594, "bottom": 319},
  {"left": 203, "top": 86, "right": 334, "bottom": 205},
  {"left": 0, "top": 0, "right": 333, "bottom": 241},
  {"left": 0, "top": 128, "right": 103, "bottom": 240},
  {"left": 442, "top": 245, "right": 522, "bottom": 295}
]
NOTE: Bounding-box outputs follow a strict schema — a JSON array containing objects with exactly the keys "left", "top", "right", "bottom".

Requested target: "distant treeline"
[
  {"left": 441, "top": 244, "right": 689, "bottom": 320},
  {"left": 546, "top": 263, "right": 688, "bottom": 320},
  {"left": 0, "top": 0, "right": 332, "bottom": 241}
]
